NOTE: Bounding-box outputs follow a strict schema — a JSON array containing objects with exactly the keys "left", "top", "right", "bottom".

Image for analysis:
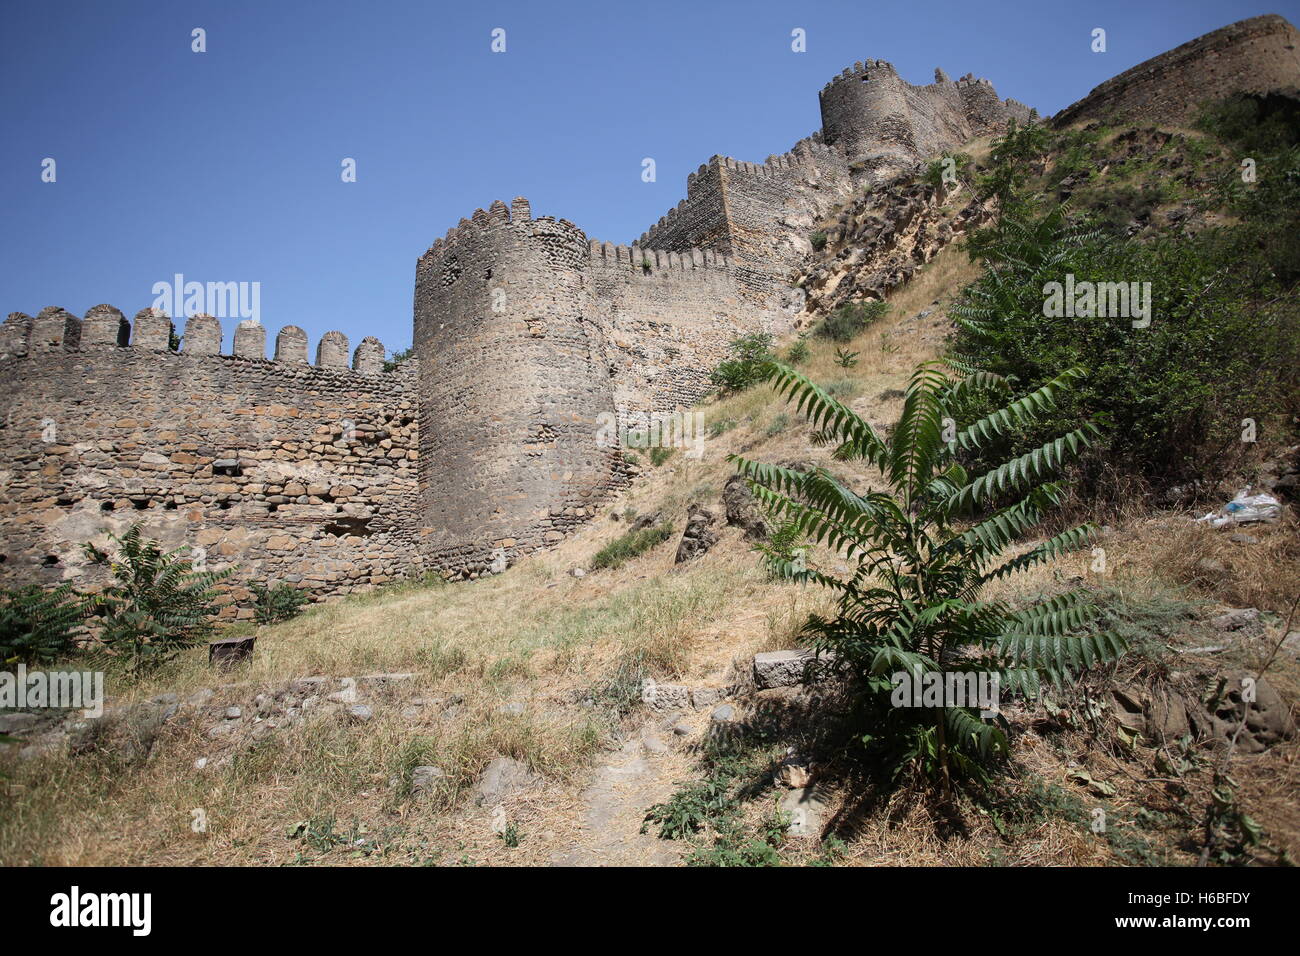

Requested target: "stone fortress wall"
[
  {"left": 414, "top": 56, "right": 1032, "bottom": 576},
  {"left": 4, "top": 16, "right": 1292, "bottom": 590},
  {"left": 0, "top": 307, "right": 418, "bottom": 609},
  {"left": 1054, "top": 14, "right": 1300, "bottom": 127}
]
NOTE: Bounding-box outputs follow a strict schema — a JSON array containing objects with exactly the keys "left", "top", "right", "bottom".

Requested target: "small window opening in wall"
[
  {"left": 56, "top": 496, "right": 75, "bottom": 507},
  {"left": 42, "top": 555, "right": 59, "bottom": 566},
  {"left": 164, "top": 500, "right": 178, "bottom": 510},
  {"left": 100, "top": 500, "right": 114, "bottom": 512},
  {"left": 132, "top": 499, "right": 150, "bottom": 510},
  {"left": 484, "top": 268, "right": 493, "bottom": 280},
  {"left": 0, "top": 555, "right": 8, "bottom": 564},
  {"left": 218, "top": 500, "right": 233, "bottom": 511},
  {"left": 212, "top": 460, "right": 243, "bottom": 477},
  {"left": 324, "top": 516, "right": 374, "bottom": 538}
]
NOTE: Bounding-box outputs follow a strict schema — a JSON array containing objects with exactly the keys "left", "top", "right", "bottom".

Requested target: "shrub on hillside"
[
  {"left": 0, "top": 585, "right": 88, "bottom": 665},
  {"left": 923, "top": 152, "right": 972, "bottom": 190},
  {"left": 1199, "top": 93, "right": 1300, "bottom": 283},
  {"left": 250, "top": 581, "right": 308, "bottom": 625},
  {"left": 814, "top": 301, "right": 888, "bottom": 342},
  {"left": 709, "top": 332, "right": 775, "bottom": 393},
  {"left": 752, "top": 517, "right": 806, "bottom": 579},
  {"left": 84, "top": 525, "right": 233, "bottom": 675},
  {"left": 591, "top": 523, "right": 674, "bottom": 571},
  {"left": 731, "top": 360, "right": 1125, "bottom": 790},
  {"left": 951, "top": 202, "right": 1300, "bottom": 495}
]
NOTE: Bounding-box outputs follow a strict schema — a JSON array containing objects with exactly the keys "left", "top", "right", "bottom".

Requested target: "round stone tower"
[
  {"left": 413, "top": 198, "right": 622, "bottom": 578},
  {"left": 819, "top": 61, "right": 917, "bottom": 173},
  {"left": 818, "top": 60, "right": 977, "bottom": 181}
]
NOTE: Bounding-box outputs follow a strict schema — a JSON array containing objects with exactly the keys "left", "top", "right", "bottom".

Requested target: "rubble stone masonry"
[{"left": 0, "top": 309, "right": 418, "bottom": 608}]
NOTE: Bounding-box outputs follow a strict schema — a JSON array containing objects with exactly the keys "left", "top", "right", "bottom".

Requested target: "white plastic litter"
[{"left": 1196, "top": 489, "right": 1283, "bottom": 528}]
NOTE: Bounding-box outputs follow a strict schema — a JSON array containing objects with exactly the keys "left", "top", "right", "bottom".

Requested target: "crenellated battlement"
[
  {"left": 1, "top": 307, "right": 390, "bottom": 377},
  {"left": 422, "top": 196, "right": 540, "bottom": 260},
  {"left": 587, "top": 240, "right": 732, "bottom": 273},
  {"left": 819, "top": 58, "right": 900, "bottom": 96}
]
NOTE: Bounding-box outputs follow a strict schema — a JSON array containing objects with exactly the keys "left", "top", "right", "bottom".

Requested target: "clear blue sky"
[{"left": 2, "top": 0, "right": 1292, "bottom": 355}]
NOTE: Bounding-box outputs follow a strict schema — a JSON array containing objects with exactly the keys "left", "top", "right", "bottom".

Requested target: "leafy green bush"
[
  {"left": 951, "top": 202, "right": 1299, "bottom": 492},
  {"left": 1046, "top": 128, "right": 1102, "bottom": 189},
  {"left": 383, "top": 346, "right": 414, "bottom": 372},
  {"left": 814, "top": 301, "right": 888, "bottom": 342},
  {"left": 764, "top": 412, "right": 791, "bottom": 438},
  {"left": 810, "top": 231, "right": 828, "bottom": 251},
  {"left": 975, "top": 117, "right": 1053, "bottom": 202},
  {"left": 642, "top": 773, "right": 734, "bottom": 840},
  {"left": 1073, "top": 181, "right": 1170, "bottom": 235},
  {"left": 824, "top": 379, "right": 858, "bottom": 400},
  {"left": 752, "top": 517, "right": 806, "bottom": 578},
  {"left": 1196, "top": 92, "right": 1300, "bottom": 159},
  {"left": 732, "top": 361, "right": 1126, "bottom": 790},
  {"left": 952, "top": 96, "right": 1300, "bottom": 500},
  {"left": 1199, "top": 94, "right": 1300, "bottom": 283},
  {"left": 0, "top": 585, "right": 88, "bottom": 665},
  {"left": 643, "top": 738, "right": 788, "bottom": 865},
  {"left": 709, "top": 332, "right": 775, "bottom": 393},
  {"left": 785, "top": 338, "right": 810, "bottom": 364},
  {"left": 250, "top": 581, "right": 308, "bottom": 625},
  {"left": 591, "top": 523, "right": 674, "bottom": 571},
  {"left": 84, "top": 525, "right": 233, "bottom": 674},
  {"left": 834, "top": 347, "right": 859, "bottom": 368}
]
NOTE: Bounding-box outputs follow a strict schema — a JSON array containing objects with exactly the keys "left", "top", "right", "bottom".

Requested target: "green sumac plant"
[
  {"left": 730, "top": 361, "right": 1126, "bottom": 791},
  {"left": 0, "top": 585, "right": 88, "bottom": 665},
  {"left": 250, "top": 581, "right": 308, "bottom": 625},
  {"left": 85, "top": 525, "right": 233, "bottom": 675},
  {"left": 753, "top": 517, "right": 806, "bottom": 579},
  {"left": 709, "top": 332, "right": 775, "bottom": 394}
]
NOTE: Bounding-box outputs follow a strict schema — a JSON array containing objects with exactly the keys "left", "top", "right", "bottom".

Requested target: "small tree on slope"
[{"left": 729, "top": 360, "right": 1126, "bottom": 792}]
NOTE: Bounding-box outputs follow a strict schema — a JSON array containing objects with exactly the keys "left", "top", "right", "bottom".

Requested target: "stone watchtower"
[
  {"left": 412, "top": 198, "right": 624, "bottom": 577},
  {"left": 818, "top": 60, "right": 1030, "bottom": 181}
]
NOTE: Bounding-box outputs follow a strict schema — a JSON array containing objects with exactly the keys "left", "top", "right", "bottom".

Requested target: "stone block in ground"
[
  {"left": 410, "top": 765, "right": 446, "bottom": 798},
  {"left": 1209, "top": 608, "right": 1260, "bottom": 632},
  {"left": 642, "top": 681, "right": 690, "bottom": 712},
  {"left": 753, "top": 649, "right": 833, "bottom": 689},
  {"left": 690, "top": 686, "right": 726, "bottom": 709},
  {"left": 474, "top": 756, "right": 542, "bottom": 806},
  {"left": 1205, "top": 672, "right": 1295, "bottom": 753},
  {"left": 780, "top": 786, "right": 831, "bottom": 838}
]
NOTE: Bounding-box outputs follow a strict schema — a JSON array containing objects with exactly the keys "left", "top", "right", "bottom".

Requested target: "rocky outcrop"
[
  {"left": 1110, "top": 672, "right": 1295, "bottom": 753},
  {"left": 723, "top": 474, "right": 769, "bottom": 540},
  {"left": 674, "top": 505, "right": 718, "bottom": 563},
  {"left": 795, "top": 174, "right": 994, "bottom": 320}
]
